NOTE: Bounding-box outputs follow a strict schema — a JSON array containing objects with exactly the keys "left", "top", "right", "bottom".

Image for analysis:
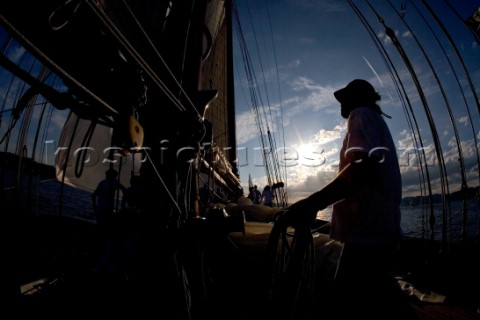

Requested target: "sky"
[
  {"left": 0, "top": 0, "right": 479, "bottom": 206},
  {"left": 232, "top": 0, "right": 480, "bottom": 204}
]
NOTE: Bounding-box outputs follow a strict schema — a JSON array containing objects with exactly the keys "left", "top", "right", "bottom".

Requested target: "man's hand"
[{"left": 274, "top": 198, "right": 318, "bottom": 229}]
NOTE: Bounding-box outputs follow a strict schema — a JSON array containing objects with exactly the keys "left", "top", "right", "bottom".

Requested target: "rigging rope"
[
  {"left": 85, "top": 0, "right": 201, "bottom": 116},
  {"left": 419, "top": 0, "right": 480, "bottom": 118},
  {"left": 365, "top": 0, "right": 451, "bottom": 248},
  {"left": 264, "top": 0, "right": 289, "bottom": 206},
  {"left": 347, "top": 0, "right": 435, "bottom": 241},
  {"left": 402, "top": 0, "right": 480, "bottom": 241},
  {"left": 232, "top": 0, "right": 288, "bottom": 206},
  {"left": 443, "top": 0, "right": 480, "bottom": 44},
  {"left": 0, "top": 14, "right": 118, "bottom": 117}
]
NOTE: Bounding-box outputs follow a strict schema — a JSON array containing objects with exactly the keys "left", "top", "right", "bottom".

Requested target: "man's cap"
[{"left": 333, "top": 79, "right": 380, "bottom": 103}]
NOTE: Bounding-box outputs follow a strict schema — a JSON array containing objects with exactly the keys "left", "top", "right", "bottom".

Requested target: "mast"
[{"left": 226, "top": 0, "right": 238, "bottom": 178}]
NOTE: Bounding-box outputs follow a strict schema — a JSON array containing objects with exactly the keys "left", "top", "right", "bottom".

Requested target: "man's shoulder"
[
  {"left": 350, "top": 106, "right": 379, "bottom": 118},
  {"left": 348, "top": 107, "right": 385, "bottom": 131}
]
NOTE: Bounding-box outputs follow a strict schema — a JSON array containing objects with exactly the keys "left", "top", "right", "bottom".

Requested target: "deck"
[{"left": 4, "top": 213, "right": 480, "bottom": 319}]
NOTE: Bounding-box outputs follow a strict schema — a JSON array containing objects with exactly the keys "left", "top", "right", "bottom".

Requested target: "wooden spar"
[
  {"left": 201, "top": 159, "right": 230, "bottom": 189},
  {"left": 0, "top": 8, "right": 120, "bottom": 117}
]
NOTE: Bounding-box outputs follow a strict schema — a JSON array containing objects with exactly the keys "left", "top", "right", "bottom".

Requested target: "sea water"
[
  {"left": 317, "top": 200, "right": 480, "bottom": 243},
  {"left": 1, "top": 171, "right": 95, "bottom": 222},
  {"left": 4, "top": 170, "right": 480, "bottom": 243}
]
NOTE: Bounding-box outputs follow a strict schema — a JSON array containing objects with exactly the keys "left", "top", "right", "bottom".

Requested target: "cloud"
[
  {"left": 236, "top": 75, "right": 339, "bottom": 145},
  {"left": 312, "top": 123, "right": 346, "bottom": 145},
  {"left": 299, "top": 37, "right": 316, "bottom": 45},
  {"left": 288, "top": 76, "right": 337, "bottom": 110},
  {"left": 278, "top": 124, "right": 345, "bottom": 201},
  {"left": 6, "top": 45, "right": 26, "bottom": 64},
  {"left": 402, "top": 30, "right": 412, "bottom": 38},
  {"left": 235, "top": 110, "right": 260, "bottom": 145},
  {"left": 458, "top": 116, "right": 470, "bottom": 127},
  {"left": 289, "top": 59, "right": 301, "bottom": 68}
]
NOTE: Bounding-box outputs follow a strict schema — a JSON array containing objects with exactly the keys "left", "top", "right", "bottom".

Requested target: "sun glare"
[{"left": 297, "top": 143, "right": 325, "bottom": 166}]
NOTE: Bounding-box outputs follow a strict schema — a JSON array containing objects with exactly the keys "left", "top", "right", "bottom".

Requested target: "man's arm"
[
  {"left": 308, "top": 150, "right": 378, "bottom": 209},
  {"left": 281, "top": 151, "right": 378, "bottom": 227}
]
